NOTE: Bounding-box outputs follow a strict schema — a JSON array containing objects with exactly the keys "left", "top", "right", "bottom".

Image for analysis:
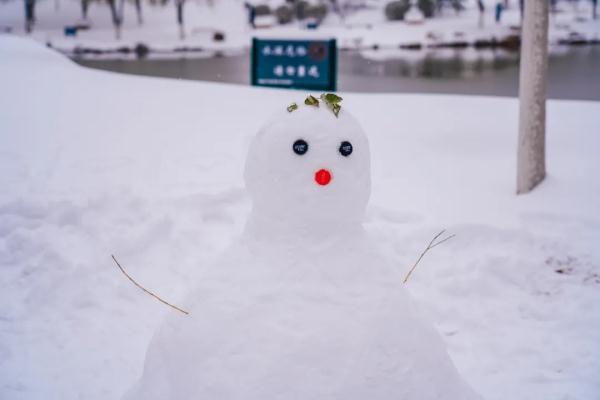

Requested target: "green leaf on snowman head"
[
  {"left": 332, "top": 103, "right": 341, "bottom": 118},
  {"left": 320, "top": 93, "right": 343, "bottom": 118},
  {"left": 320, "top": 93, "right": 343, "bottom": 105},
  {"left": 287, "top": 102, "right": 298, "bottom": 113},
  {"left": 304, "top": 95, "right": 319, "bottom": 107}
]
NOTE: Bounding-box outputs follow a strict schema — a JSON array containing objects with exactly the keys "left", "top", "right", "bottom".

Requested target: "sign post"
[{"left": 251, "top": 38, "right": 337, "bottom": 91}]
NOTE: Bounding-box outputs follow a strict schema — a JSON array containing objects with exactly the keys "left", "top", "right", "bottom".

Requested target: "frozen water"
[
  {"left": 3, "top": 37, "right": 599, "bottom": 400},
  {"left": 125, "top": 104, "right": 481, "bottom": 400},
  {"left": 245, "top": 104, "right": 371, "bottom": 231}
]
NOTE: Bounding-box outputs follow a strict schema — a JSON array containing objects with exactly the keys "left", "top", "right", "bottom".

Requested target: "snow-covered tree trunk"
[
  {"left": 477, "top": 0, "right": 485, "bottom": 28},
  {"left": 107, "top": 0, "right": 122, "bottom": 39},
  {"left": 176, "top": 0, "right": 185, "bottom": 39},
  {"left": 24, "top": 0, "right": 36, "bottom": 33},
  {"left": 516, "top": 0, "right": 548, "bottom": 194},
  {"left": 134, "top": 0, "right": 143, "bottom": 25},
  {"left": 81, "top": 0, "right": 89, "bottom": 20},
  {"left": 519, "top": 0, "right": 523, "bottom": 20}
]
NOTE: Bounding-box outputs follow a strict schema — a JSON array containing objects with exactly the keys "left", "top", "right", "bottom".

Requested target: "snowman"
[{"left": 124, "top": 97, "right": 481, "bottom": 400}]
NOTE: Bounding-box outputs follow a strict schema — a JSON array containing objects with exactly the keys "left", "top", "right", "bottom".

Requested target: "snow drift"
[{"left": 1, "top": 36, "right": 599, "bottom": 400}]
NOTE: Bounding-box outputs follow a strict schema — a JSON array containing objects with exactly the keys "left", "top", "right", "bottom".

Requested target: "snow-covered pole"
[{"left": 516, "top": 0, "right": 548, "bottom": 194}]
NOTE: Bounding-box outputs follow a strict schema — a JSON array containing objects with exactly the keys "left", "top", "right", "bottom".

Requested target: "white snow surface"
[
  {"left": 1, "top": 36, "right": 600, "bottom": 400},
  {"left": 124, "top": 105, "right": 480, "bottom": 399},
  {"left": 244, "top": 105, "right": 372, "bottom": 226}
]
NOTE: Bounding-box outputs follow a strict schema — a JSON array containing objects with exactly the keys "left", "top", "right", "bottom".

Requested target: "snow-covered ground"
[
  {"left": 1, "top": 35, "right": 600, "bottom": 400},
  {"left": 1, "top": 0, "right": 599, "bottom": 56}
]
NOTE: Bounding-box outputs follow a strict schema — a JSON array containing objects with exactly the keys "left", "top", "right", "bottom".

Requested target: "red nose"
[{"left": 315, "top": 169, "right": 332, "bottom": 186}]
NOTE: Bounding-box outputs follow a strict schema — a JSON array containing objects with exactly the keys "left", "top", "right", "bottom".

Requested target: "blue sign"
[{"left": 251, "top": 38, "right": 337, "bottom": 91}]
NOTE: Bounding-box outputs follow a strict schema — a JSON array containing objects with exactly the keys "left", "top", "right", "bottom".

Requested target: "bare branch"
[
  {"left": 429, "top": 233, "right": 456, "bottom": 250},
  {"left": 403, "top": 230, "right": 455, "bottom": 284},
  {"left": 111, "top": 254, "right": 189, "bottom": 315}
]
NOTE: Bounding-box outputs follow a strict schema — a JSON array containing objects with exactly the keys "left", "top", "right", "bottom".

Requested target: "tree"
[
  {"left": 134, "top": 0, "right": 143, "bottom": 25},
  {"left": 519, "top": 0, "right": 523, "bottom": 20},
  {"left": 81, "top": 0, "right": 89, "bottom": 20},
  {"left": 176, "top": 0, "right": 185, "bottom": 39},
  {"left": 516, "top": 0, "right": 548, "bottom": 194},
  {"left": 477, "top": 0, "right": 485, "bottom": 28},
  {"left": 24, "top": 0, "right": 36, "bottom": 33},
  {"left": 107, "top": 0, "right": 125, "bottom": 39}
]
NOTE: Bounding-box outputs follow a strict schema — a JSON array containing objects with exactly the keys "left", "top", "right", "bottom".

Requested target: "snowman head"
[{"left": 244, "top": 102, "right": 371, "bottom": 228}]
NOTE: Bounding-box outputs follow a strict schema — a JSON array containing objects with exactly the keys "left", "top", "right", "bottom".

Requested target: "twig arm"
[
  {"left": 403, "top": 230, "right": 455, "bottom": 284},
  {"left": 111, "top": 255, "right": 189, "bottom": 315}
]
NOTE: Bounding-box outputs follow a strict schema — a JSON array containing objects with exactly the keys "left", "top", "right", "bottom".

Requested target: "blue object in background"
[
  {"left": 495, "top": 2, "right": 503, "bottom": 23},
  {"left": 64, "top": 26, "right": 78, "bottom": 36},
  {"left": 251, "top": 38, "right": 337, "bottom": 91}
]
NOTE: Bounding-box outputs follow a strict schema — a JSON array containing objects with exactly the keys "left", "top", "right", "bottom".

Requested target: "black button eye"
[
  {"left": 293, "top": 139, "right": 309, "bottom": 155},
  {"left": 339, "top": 141, "right": 353, "bottom": 157}
]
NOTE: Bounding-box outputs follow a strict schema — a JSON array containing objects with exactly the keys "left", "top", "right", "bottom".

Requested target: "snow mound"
[
  {"left": 124, "top": 105, "right": 481, "bottom": 400},
  {"left": 0, "top": 35, "right": 76, "bottom": 70},
  {"left": 1, "top": 33, "right": 598, "bottom": 400}
]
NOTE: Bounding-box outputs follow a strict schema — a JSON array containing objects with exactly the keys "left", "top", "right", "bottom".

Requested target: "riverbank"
[
  {"left": 1, "top": 0, "right": 599, "bottom": 59},
  {"left": 1, "top": 36, "right": 600, "bottom": 400},
  {"left": 72, "top": 45, "right": 600, "bottom": 100}
]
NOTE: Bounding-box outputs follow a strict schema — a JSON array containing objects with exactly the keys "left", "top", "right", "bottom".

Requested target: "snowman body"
[{"left": 125, "top": 105, "right": 480, "bottom": 400}]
